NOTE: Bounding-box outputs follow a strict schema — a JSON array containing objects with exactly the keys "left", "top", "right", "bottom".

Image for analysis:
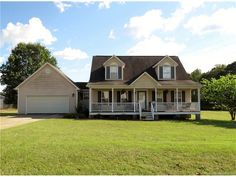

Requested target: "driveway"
[{"left": 0, "top": 114, "right": 62, "bottom": 130}]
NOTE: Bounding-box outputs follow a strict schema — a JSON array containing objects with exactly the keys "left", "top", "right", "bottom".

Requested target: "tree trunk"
[{"left": 229, "top": 111, "right": 235, "bottom": 121}]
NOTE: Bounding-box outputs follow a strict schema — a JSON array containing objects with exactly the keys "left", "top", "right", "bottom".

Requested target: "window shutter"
[
  {"left": 171, "top": 66, "right": 174, "bottom": 79},
  {"left": 98, "top": 91, "right": 101, "bottom": 103},
  {"left": 171, "top": 91, "right": 174, "bottom": 102},
  {"left": 182, "top": 91, "right": 185, "bottom": 102},
  {"left": 117, "top": 91, "right": 121, "bottom": 102},
  {"left": 159, "top": 66, "right": 163, "bottom": 79},
  {"left": 109, "top": 91, "right": 112, "bottom": 102},
  {"left": 128, "top": 91, "right": 132, "bottom": 102},
  {"left": 163, "top": 91, "right": 167, "bottom": 102},
  {"left": 152, "top": 91, "right": 155, "bottom": 101},
  {"left": 118, "top": 66, "right": 122, "bottom": 79},
  {"left": 106, "top": 66, "right": 110, "bottom": 79}
]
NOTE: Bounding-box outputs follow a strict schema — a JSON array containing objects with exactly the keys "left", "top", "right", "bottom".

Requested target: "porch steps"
[{"left": 141, "top": 112, "right": 154, "bottom": 120}]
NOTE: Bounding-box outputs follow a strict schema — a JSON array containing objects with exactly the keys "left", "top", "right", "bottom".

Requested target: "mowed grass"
[{"left": 0, "top": 111, "right": 235, "bottom": 175}]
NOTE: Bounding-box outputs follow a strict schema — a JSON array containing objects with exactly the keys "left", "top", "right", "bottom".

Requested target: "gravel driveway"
[{"left": 0, "top": 114, "right": 61, "bottom": 130}]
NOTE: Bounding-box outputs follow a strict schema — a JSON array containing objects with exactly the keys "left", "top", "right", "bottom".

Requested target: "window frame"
[
  {"left": 101, "top": 90, "right": 109, "bottom": 103},
  {"left": 105, "top": 65, "right": 123, "bottom": 80}
]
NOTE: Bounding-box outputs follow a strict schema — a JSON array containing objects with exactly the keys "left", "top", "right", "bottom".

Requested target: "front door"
[{"left": 138, "top": 91, "right": 146, "bottom": 110}]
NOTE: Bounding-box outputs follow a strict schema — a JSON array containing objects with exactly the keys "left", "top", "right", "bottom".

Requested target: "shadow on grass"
[
  {"left": 0, "top": 113, "right": 17, "bottom": 116},
  {"left": 191, "top": 119, "right": 236, "bottom": 129}
]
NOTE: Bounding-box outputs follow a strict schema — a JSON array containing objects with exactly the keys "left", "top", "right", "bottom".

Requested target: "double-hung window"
[
  {"left": 106, "top": 65, "right": 122, "bottom": 80},
  {"left": 110, "top": 66, "right": 118, "bottom": 80},
  {"left": 163, "top": 65, "right": 171, "bottom": 79}
]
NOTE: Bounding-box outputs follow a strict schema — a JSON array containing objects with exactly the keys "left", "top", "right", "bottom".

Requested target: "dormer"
[
  {"left": 152, "top": 55, "right": 178, "bottom": 80},
  {"left": 103, "top": 55, "right": 125, "bottom": 80}
]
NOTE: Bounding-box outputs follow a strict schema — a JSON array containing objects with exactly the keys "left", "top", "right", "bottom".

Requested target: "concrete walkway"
[{"left": 0, "top": 114, "right": 61, "bottom": 130}]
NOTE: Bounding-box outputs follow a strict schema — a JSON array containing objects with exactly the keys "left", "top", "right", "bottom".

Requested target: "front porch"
[{"left": 89, "top": 88, "right": 201, "bottom": 120}]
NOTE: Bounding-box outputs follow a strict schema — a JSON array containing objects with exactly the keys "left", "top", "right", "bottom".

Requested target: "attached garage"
[{"left": 15, "top": 63, "right": 79, "bottom": 114}]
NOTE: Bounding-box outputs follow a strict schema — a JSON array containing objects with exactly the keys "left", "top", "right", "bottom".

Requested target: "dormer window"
[
  {"left": 159, "top": 65, "right": 175, "bottom": 80},
  {"left": 106, "top": 65, "right": 122, "bottom": 80}
]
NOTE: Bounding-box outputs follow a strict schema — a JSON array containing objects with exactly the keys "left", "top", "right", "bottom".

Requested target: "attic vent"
[{"left": 45, "top": 68, "right": 51, "bottom": 74}]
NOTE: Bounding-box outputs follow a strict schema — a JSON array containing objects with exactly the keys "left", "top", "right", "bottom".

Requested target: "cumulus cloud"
[
  {"left": 0, "top": 17, "right": 56, "bottom": 47},
  {"left": 54, "top": 1, "right": 72, "bottom": 13},
  {"left": 98, "top": 0, "right": 111, "bottom": 9},
  {"left": 124, "top": 1, "right": 203, "bottom": 39},
  {"left": 53, "top": 47, "right": 88, "bottom": 60},
  {"left": 185, "top": 7, "right": 236, "bottom": 35},
  {"left": 108, "top": 29, "right": 116, "bottom": 39},
  {"left": 127, "top": 35, "right": 185, "bottom": 55}
]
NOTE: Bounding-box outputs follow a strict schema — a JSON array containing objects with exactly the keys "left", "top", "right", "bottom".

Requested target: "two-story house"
[{"left": 87, "top": 55, "right": 201, "bottom": 120}]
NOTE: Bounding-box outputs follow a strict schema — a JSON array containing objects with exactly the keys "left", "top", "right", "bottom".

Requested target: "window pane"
[
  {"left": 110, "top": 66, "right": 118, "bottom": 79},
  {"left": 163, "top": 66, "right": 171, "bottom": 79},
  {"left": 102, "top": 91, "right": 109, "bottom": 102}
]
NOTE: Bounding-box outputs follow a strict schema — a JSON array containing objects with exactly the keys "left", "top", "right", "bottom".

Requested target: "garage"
[{"left": 27, "top": 96, "right": 69, "bottom": 114}]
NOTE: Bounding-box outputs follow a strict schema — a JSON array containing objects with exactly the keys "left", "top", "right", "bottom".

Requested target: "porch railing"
[
  {"left": 91, "top": 102, "right": 139, "bottom": 112},
  {"left": 152, "top": 102, "right": 199, "bottom": 112}
]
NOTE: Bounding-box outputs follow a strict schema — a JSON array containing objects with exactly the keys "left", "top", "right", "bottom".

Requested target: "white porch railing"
[
  {"left": 152, "top": 102, "right": 199, "bottom": 112},
  {"left": 91, "top": 102, "right": 139, "bottom": 112}
]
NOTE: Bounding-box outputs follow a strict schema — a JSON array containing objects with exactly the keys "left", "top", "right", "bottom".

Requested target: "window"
[
  {"left": 79, "top": 90, "right": 89, "bottom": 100},
  {"left": 157, "top": 91, "right": 163, "bottom": 102},
  {"left": 174, "top": 91, "right": 182, "bottom": 103},
  {"left": 163, "top": 66, "right": 171, "bottom": 79},
  {"left": 117, "top": 91, "right": 132, "bottom": 102},
  {"left": 101, "top": 91, "right": 109, "bottom": 102},
  {"left": 106, "top": 66, "right": 122, "bottom": 80}
]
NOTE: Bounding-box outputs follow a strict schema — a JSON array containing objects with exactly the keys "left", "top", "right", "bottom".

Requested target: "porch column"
[
  {"left": 197, "top": 88, "right": 201, "bottom": 111},
  {"left": 155, "top": 88, "right": 157, "bottom": 112},
  {"left": 133, "top": 88, "right": 136, "bottom": 112},
  {"left": 147, "top": 90, "right": 149, "bottom": 110},
  {"left": 89, "top": 88, "right": 92, "bottom": 113},
  {"left": 176, "top": 88, "right": 179, "bottom": 111},
  {"left": 112, "top": 88, "right": 114, "bottom": 112}
]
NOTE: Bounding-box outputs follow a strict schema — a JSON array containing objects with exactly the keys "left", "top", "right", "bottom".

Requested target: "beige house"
[
  {"left": 15, "top": 63, "right": 79, "bottom": 114},
  {"left": 87, "top": 55, "right": 201, "bottom": 120}
]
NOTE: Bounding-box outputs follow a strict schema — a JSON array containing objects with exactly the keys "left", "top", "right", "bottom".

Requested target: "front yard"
[{"left": 0, "top": 111, "right": 235, "bottom": 175}]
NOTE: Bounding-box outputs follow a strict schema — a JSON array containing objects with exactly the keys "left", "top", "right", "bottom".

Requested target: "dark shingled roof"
[
  {"left": 74, "top": 82, "right": 88, "bottom": 89},
  {"left": 89, "top": 56, "right": 190, "bottom": 84}
]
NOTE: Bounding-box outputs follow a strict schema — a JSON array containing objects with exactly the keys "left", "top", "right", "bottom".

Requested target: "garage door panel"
[{"left": 27, "top": 96, "right": 69, "bottom": 113}]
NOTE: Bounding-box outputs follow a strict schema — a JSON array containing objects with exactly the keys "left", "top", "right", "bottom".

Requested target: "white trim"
[
  {"left": 89, "top": 88, "right": 92, "bottom": 113},
  {"left": 15, "top": 63, "right": 79, "bottom": 90},
  {"left": 176, "top": 88, "right": 179, "bottom": 111},
  {"left": 25, "top": 95, "right": 27, "bottom": 115},
  {"left": 133, "top": 88, "right": 136, "bottom": 112},
  {"left": 112, "top": 88, "right": 114, "bottom": 112},
  {"left": 152, "top": 55, "right": 178, "bottom": 68},
  {"left": 157, "top": 65, "right": 176, "bottom": 80},
  {"left": 155, "top": 88, "right": 157, "bottom": 112},
  {"left": 129, "top": 72, "right": 161, "bottom": 86},
  {"left": 103, "top": 55, "right": 125, "bottom": 67}
]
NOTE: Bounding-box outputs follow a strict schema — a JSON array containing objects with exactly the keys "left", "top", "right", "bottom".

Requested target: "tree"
[
  {"left": 190, "top": 69, "right": 202, "bottom": 82},
  {"left": 0, "top": 43, "right": 57, "bottom": 105},
  {"left": 201, "top": 64, "right": 226, "bottom": 80},
  {"left": 201, "top": 75, "right": 236, "bottom": 120},
  {"left": 224, "top": 61, "right": 236, "bottom": 75}
]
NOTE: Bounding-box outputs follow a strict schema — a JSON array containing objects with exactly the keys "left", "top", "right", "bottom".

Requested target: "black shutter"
[
  {"left": 171, "top": 91, "right": 174, "bottom": 102},
  {"left": 171, "top": 66, "right": 174, "bottom": 79},
  {"left": 128, "top": 91, "right": 132, "bottom": 102},
  {"left": 106, "top": 66, "right": 110, "bottom": 79},
  {"left": 159, "top": 66, "right": 163, "bottom": 79},
  {"left": 182, "top": 91, "right": 185, "bottom": 102},
  {"left": 109, "top": 91, "right": 112, "bottom": 103},
  {"left": 117, "top": 91, "right": 121, "bottom": 102},
  {"left": 152, "top": 91, "right": 155, "bottom": 101},
  {"left": 98, "top": 91, "right": 101, "bottom": 103},
  {"left": 163, "top": 91, "right": 167, "bottom": 102},
  {"left": 118, "top": 66, "right": 122, "bottom": 79}
]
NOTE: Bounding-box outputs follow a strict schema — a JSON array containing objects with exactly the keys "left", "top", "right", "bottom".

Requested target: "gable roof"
[
  {"left": 103, "top": 55, "right": 125, "bottom": 66},
  {"left": 89, "top": 55, "right": 189, "bottom": 84},
  {"left": 129, "top": 72, "right": 161, "bottom": 86},
  {"left": 15, "top": 63, "right": 79, "bottom": 90},
  {"left": 152, "top": 55, "right": 178, "bottom": 68}
]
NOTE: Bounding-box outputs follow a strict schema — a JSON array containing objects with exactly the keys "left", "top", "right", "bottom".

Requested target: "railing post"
[
  {"left": 133, "top": 88, "right": 136, "bottom": 112},
  {"left": 89, "top": 88, "right": 92, "bottom": 113},
  {"left": 155, "top": 88, "right": 157, "bottom": 112},
  {"left": 112, "top": 88, "right": 114, "bottom": 112},
  {"left": 198, "top": 88, "right": 200, "bottom": 111},
  {"left": 176, "top": 88, "right": 179, "bottom": 111}
]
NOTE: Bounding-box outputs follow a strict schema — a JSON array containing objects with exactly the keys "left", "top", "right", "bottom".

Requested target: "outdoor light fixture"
[{"left": 72, "top": 93, "right": 75, "bottom": 97}]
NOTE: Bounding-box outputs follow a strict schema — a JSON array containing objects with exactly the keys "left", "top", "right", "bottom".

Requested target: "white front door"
[{"left": 138, "top": 91, "right": 146, "bottom": 110}]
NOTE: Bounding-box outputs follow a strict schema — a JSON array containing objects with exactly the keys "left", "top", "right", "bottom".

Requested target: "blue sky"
[{"left": 1, "top": 1, "right": 236, "bottom": 91}]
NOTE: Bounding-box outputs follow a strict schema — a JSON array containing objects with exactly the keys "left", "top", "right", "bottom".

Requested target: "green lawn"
[{"left": 0, "top": 111, "right": 235, "bottom": 175}]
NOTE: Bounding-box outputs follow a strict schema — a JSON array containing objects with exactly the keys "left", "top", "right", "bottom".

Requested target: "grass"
[
  {"left": 0, "top": 111, "right": 235, "bottom": 175},
  {"left": 0, "top": 108, "right": 17, "bottom": 116}
]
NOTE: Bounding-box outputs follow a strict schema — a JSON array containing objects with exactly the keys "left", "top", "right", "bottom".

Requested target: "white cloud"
[
  {"left": 108, "top": 29, "right": 116, "bottom": 39},
  {"left": 124, "top": 1, "right": 203, "bottom": 39},
  {"left": 127, "top": 35, "right": 185, "bottom": 55},
  {"left": 185, "top": 7, "right": 236, "bottom": 35},
  {"left": 98, "top": 0, "right": 111, "bottom": 9},
  {"left": 53, "top": 47, "right": 88, "bottom": 60},
  {"left": 0, "top": 17, "right": 56, "bottom": 47},
  {"left": 54, "top": 1, "right": 72, "bottom": 13}
]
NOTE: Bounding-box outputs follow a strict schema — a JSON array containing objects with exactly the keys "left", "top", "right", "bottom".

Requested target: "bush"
[{"left": 63, "top": 113, "right": 78, "bottom": 119}]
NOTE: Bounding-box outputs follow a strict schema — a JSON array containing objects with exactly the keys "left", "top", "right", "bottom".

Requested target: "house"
[
  {"left": 15, "top": 63, "right": 80, "bottom": 114},
  {"left": 87, "top": 55, "right": 201, "bottom": 120}
]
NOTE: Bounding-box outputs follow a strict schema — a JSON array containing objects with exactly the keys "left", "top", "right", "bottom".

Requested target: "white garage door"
[{"left": 27, "top": 96, "right": 69, "bottom": 114}]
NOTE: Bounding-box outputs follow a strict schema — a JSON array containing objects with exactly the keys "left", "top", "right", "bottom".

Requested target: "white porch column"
[
  {"left": 155, "top": 88, "right": 157, "bottom": 112},
  {"left": 133, "top": 88, "right": 136, "bottom": 112},
  {"left": 112, "top": 88, "right": 114, "bottom": 112},
  {"left": 89, "top": 88, "right": 92, "bottom": 113},
  {"left": 147, "top": 90, "right": 149, "bottom": 110},
  {"left": 176, "top": 88, "right": 179, "bottom": 111},
  {"left": 197, "top": 88, "right": 201, "bottom": 111}
]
